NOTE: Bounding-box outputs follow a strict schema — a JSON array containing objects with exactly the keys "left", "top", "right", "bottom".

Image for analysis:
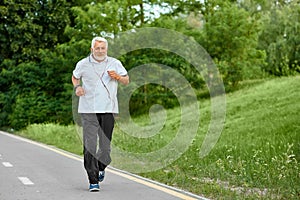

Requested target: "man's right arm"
[
  {"left": 72, "top": 75, "right": 85, "bottom": 96},
  {"left": 72, "top": 75, "right": 80, "bottom": 87}
]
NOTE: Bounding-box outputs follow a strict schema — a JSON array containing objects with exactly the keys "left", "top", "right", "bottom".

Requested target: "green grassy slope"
[{"left": 113, "top": 76, "right": 299, "bottom": 199}]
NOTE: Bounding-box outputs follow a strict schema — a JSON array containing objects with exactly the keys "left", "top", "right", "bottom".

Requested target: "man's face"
[{"left": 92, "top": 41, "right": 107, "bottom": 61}]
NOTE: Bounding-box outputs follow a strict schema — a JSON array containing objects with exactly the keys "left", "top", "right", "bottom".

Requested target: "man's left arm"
[{"left": 118, "top": 74, "right": 129, "bottom": 85}]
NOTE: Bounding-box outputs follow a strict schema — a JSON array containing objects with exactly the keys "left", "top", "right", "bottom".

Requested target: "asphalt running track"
[{"left": 0, "top": 131, "right": 208, "bottom": 200}]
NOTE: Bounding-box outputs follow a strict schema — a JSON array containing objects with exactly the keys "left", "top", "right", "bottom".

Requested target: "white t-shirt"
[{"left": 73, "top": 55, "right": 127, "bottom": 113}]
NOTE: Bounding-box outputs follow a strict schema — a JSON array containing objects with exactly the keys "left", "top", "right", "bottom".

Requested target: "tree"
[
  {"left": 0, "top": 0, "right": 74, "bottom": 129},
  {"left": 201, "top": 1, "right": 266, "bottom": 88},
  {"left": 257, "top": 0, "right": 300, "bottom": 75},
  {"left": 0, "top": 0, "right": 71, "bottom": 64}
]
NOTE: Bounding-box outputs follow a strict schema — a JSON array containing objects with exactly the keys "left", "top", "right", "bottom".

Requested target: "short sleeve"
[
  {"left": 115, "top": 60, "right": 127, "bottom": 76},
  {"left": 73, "top": 62, "right": 82, "bottom": 79}
]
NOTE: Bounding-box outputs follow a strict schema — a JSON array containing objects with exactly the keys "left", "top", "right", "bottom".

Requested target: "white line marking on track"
[
  {"left": 18, "top": 177, "right": 34, "bottom": 185},
  {"left": 2, "top": 162, "right": 13, "bottom": 167}
]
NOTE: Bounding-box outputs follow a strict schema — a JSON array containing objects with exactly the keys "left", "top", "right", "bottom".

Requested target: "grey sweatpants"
[{"left": 81, "top": 113, "right": 114, "bottom": 184}]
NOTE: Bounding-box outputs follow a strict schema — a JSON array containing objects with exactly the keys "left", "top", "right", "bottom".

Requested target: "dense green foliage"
[
  {"left": 1, "top": 0, "right": 299, "bottom": 129},
  {"left": 17, "top": 76, "right": 300, "bottom": 199}
]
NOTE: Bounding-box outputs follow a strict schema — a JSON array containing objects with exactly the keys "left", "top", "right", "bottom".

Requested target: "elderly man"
[{"left": 72, "top": 36, "right": 129, "bottom": 192}]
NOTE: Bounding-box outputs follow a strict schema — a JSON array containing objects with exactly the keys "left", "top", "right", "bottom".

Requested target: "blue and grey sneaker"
[
  {"left": 99, "top": 171, "right": 105, "bottom": 182},
  {"left": 89, "top": 183, "right": 100, "bottom": 192}
]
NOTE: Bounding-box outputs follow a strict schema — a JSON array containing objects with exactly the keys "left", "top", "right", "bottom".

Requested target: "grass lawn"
[{"left": 16, "top": 76, "right": 300, "bottom": 199}]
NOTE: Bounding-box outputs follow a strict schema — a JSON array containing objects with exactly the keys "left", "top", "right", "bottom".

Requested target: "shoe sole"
[{"left": 89, "top": 188, "right": 100, "bottom": 192}]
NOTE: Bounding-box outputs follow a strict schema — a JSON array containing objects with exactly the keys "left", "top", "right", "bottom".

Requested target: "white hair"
[{"left": 91, "top": 36, "right": 108, "bottom": 49}]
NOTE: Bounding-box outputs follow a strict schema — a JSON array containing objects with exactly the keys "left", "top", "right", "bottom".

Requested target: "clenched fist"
[
  {"left": 75, "top": 86, "right": 85, "bottom": 96},
  {"left": 107, "top": 70, "right": 121, "bottom": 80}
]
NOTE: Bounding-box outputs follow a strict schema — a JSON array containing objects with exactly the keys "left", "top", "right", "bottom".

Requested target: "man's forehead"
[{"left": 94, "top": 41, "right": 106, "bottom": 46}]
